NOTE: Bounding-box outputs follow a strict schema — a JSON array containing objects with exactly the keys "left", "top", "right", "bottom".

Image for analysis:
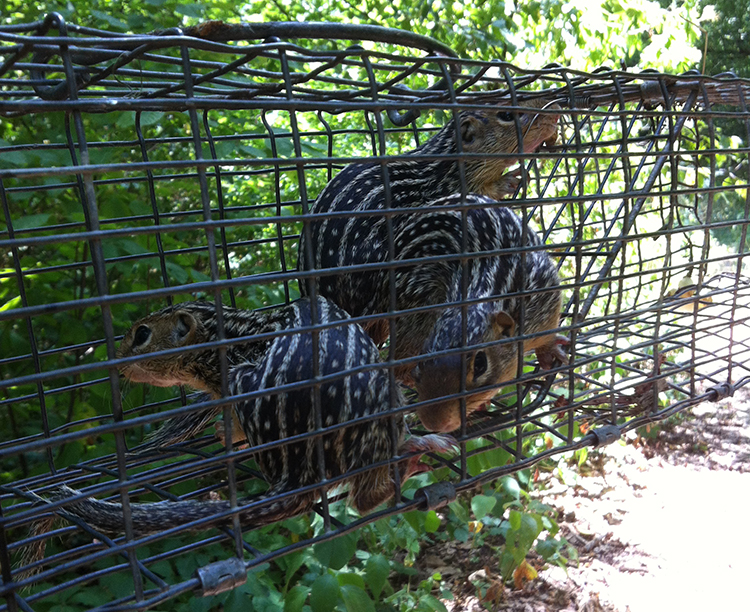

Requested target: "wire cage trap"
[{"left": 0, "top": 14, "right": 749, "bottom": 611}]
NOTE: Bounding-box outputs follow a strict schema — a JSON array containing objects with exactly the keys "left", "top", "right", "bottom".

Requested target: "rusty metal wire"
[{"left": 1, "top": 14, "right": 749, "bottom": 611}]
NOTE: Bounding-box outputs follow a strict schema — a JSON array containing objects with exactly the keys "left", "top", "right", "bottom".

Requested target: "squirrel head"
[
  {"left": 413, "top": 309, "right": 519, "bottom": 433},
  {"left": 116, "top": 305, "right": 214, "bottom": 391},
  {"left": 451, "top": 99, "right": 560, "bottom": 196}
]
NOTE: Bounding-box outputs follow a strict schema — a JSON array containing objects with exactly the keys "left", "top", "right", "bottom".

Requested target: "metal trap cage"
[{"left": 1, "top": 14, "right": 749, "bottom": 611}]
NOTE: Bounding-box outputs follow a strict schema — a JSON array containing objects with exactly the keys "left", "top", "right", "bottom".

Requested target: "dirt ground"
[{"left": 421, "top": 385, "right": 750, "bottom": 612}]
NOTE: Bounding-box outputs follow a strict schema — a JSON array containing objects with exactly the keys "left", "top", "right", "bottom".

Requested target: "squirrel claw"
[
  {"left": 399, "top": 434, "right": 458, "bottom": 479},
  {"left": 487, "top": 167, "right": 524, "bottom": 200},
  {"left": 401, "top": 433, "right": 458, "bottom": 455},
  {"left": 214, "top": 419, "right": 249, "bottom": 450},
  {"left": 536, "top": 335, "right": 570, "bottom": 370}
]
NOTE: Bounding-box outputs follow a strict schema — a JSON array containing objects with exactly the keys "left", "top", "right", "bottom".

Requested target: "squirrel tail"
[
  {"left": 14, "top": 485, "right": 312, "bottom": 580},
  {"left": 131, "top": 394, "right": 221, "bottom": 455},
  {"left": 37, "top": 484, "right": 315, "bottom": 537}
]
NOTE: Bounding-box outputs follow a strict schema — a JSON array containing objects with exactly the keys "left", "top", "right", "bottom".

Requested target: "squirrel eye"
[
  {"left": 473, "top": 351, "right": 488, "bottom": 379},
  {"left": 133, "top": 325, "right": 151, "bottom": 348},
  {"left": 497, "top": 111, "right": 514, "bottom": 122}
]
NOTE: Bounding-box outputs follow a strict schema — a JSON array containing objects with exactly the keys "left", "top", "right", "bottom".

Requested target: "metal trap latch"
[
  {"left": 416, "top": 481, "right": 457, "bottom": 511},
  {"left": 195, "top": 557, "right": 247, "bottom": 597}
]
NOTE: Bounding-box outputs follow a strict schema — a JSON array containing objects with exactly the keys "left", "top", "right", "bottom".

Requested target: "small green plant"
[{"left": 443, "top": 475, "right": 577, "bottom": 585}]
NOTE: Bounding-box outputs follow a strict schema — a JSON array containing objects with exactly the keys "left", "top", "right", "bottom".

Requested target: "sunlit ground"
[{"left": 443, "top": 268, "right": 750, "bottom": 611}]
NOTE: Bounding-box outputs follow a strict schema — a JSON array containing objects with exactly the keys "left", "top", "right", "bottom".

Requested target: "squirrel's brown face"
[
  {"left": 459, "top": 100, "right": 560, "bottom": 196},
  {"left": 413, "top": 311, "right": 519, "bottom": 433},
  {"left": 116, "top": 309, "right": 207, "bottom": 388}
]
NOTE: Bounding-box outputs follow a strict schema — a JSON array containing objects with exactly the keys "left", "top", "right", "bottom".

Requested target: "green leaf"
[
  {"left": 189, "top": 592, "right": 218, "bottom": 612},
  {"left": 448, "top": 500, "right": 469, "bottom": 524},
  {"left": 301, "top": 140, "right": 326, "bottom": 154},
  {"left": 518, "top": 514, "right": 543, "bottom": 556},
  {"left": 240, "top": 144, "right": 267, "bottom": 158},
  {"left": 423, "top": 510, "right": 441, "bottom": 533},
  {"left": 402, "top": 511, "right": 424, "bottom": 533},
  {"left": 175, "top": 4, "right": 205, "bottom": 17},
  {"left": 340, "top": 584, "right": 376, "bottom": 612},
  {"left": 284, "top": 585, "right": 309, "bottom": 612},
  {"left": 70, "top": 590, "right": 110, "bottom": 607},
  {"left": 0, "top": 150, "right": 31, "bottom": 167},
  {"left": 14, "top": 214, "right": 50, "bottom": 231},
  {"left": 138, "top": 111, "right": 165, "bottom": 127},
  {"left": 0, "top": 295, "right": 21, "bottom": 312},
  {"left": 452, "top": 526, "right": 469, "bottom": 543},
  {"left": 509, "top": 509, "right": 522, "bottom": 531},
  {"left": 498, "top": 476, "right": 521, "bottom": 501},
  {"left": 314, "top": 532, "right": 358, "bottom": 570},
  {"left": 309, "top": 573, "right": 340, "bottom": 612},
  {"left": 190, "top": 268, "right": 212, "bottom": 282},
  {"left": 365, "top": 554, "right": 390, "bottom": 598},
  {"left": 112, "top": 239, "right": 149, "bottom": 256},
  {"left": 115, "top": 112, "right": 136, "bottom": 129},
  {"left": 535, "top": 538, "right": 559, "bottom": 560},
  {"left": 471, "top": 494, "right": 497, "bottom": 520},
  {"left": 417, "top": 594, "right": 448, "bottom": 612},
  {"left": 499, "top": 549, "right": 517, "bottom": 582},
  {"left": 89, "top": 9, "right": 127, "bottom": 30},
  {"left": 165, "top": 261, "right": 190, "bottom": 284},
  {"left": 337, "top": 572, "right": 365, "bottom": 589},
  {"left": 280, "top": 551, "right": 308, "bottom": 587},
  {"left": 99, "top": 571, "right": 134, "bottom": 599}
]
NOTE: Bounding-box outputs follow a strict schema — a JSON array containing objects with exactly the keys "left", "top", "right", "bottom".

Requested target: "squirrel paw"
[
  {"left": 486, "top": 167, "right": 523, "bottom": 200},
  {"left": 536, "top": 335, "right": 570, "bottom": 370},
  {"left": 399, "top": 434, "right": 458, "bottom": 479},
  {"left": 401, "top": 433, "right": 458, "bottom": 455},
  {"left": 214, "top": 419, "right": 249, "bottom": 449}
]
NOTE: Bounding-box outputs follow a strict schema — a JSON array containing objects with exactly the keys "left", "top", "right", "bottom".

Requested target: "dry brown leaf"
[{"left": 513, "top": 560, "right": 538, "bottom": 590}]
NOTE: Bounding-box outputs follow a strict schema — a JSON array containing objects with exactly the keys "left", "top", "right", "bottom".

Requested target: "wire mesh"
[{"left": 0, "top": 14, "right": 749, "bottom": 611}]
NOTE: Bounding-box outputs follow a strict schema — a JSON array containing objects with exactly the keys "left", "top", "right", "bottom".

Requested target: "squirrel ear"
[
  {"left": 460, "top": 115, "right": 481, "bottom": 146},
  {"left": 492, "top": 310, "right": 516, "bottom": 338},
  {"left": 172, "top": 312, "right": 198, "bottom": 345}
]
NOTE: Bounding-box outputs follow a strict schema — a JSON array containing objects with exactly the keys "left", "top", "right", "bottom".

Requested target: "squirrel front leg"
[
  {"left": 214, "top": 412, "right": 249, "bottom": 449},
  {"left": 483, "top": 167, "right": 524, "bottom": 200},
  {"left": 535, "top": 335, "right": 570, "bottom": 370}
]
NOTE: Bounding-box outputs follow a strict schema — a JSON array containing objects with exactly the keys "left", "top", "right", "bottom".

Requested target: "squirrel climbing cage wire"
[{"left": 0, "top": 14, "right": 749, "bottom": 611}]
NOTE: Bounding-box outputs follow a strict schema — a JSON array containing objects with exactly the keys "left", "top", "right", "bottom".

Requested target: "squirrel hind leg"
[
  {"left": 347, "top": 467, "right": 394, "bottom": 514},
  {"left": 241, "top": 492, "right": 319, "bottom": 528}
]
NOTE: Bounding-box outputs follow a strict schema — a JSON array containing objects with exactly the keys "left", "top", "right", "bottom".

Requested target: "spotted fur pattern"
[
  {"left": 297, "top": 103, "right": 562, "bottom": 432},
  {"left": 305, "top": 192, "right": 563, "bottom": 431},
  {"left": 402, "top": 201, "right": 563, "bottom": 431},
  {"left": 40, "top": 298, "right": 455, "bottom": 535},
  {"left": 298, "top": 100, "right": 559, "bottom": 324},
  {"left": 118, "top": 301, "right": 303, "bottom": 451},
  {"left": 406, "top": 201, "right": 560, "bottom": 352}
]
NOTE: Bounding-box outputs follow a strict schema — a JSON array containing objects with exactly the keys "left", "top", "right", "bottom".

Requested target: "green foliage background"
[
  {"left": 1, "top": 0, "right": 709, "bottom": 70},
  {"left": 1, "top": 0, "right": 747, "bottom": 610}
]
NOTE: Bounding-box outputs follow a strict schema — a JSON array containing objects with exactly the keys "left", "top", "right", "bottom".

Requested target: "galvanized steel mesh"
[{"left": 0, "top": 14, "right": 749, "bottom": 611}]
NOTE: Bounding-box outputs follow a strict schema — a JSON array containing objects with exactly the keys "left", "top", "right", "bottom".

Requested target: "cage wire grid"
[{"left": 0, "top": 14, "right": 749, "bottom": 611}]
